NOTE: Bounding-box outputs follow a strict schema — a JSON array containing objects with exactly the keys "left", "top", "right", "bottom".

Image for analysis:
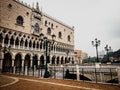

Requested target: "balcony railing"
[{"left": 1, "top": 43, "right": 71, "bottom": 55}]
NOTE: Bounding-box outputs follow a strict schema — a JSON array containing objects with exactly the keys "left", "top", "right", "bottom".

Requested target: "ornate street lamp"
[
  {"left": 104, "top": 45, "right": 111, "bottom": 62},
  {"left": 92, "top": 38, "right": 100, "bottom": 62},
  {"left": 40, "top": 33, "right": 56, "bottom": 78}
]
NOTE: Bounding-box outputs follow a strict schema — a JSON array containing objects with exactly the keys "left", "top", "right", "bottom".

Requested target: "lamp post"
[
  {"left": 0, "top": 44, "right": 11, "bottom": 72},
  {"left": 104, "top": 45, "right": 111, "bottom": 63},
  {"left": 92, "top": 38, "right": 100, "bottom": 62},
  {"left": 40, "top": 33, "right": 56, "bottom": 78}
]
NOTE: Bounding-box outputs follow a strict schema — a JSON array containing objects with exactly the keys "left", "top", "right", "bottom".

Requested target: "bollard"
[
  {"left": 25, "top": 66, "right": 28, "bottom": 76},
  {"left": 76, "top": 65, "right": 80, "bottom": 81},
  {"left": 117, "top": 67, "right": 120, "bottom": 85}
]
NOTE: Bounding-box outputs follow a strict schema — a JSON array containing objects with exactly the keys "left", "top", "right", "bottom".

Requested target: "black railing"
[{"left": 2, "top": 65, "right": 119, "bottom": 84}]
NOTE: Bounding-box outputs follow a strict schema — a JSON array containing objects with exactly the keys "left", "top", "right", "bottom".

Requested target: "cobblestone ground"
[{"left": 0, "top": 74, "right": 120, "bottom": 90}]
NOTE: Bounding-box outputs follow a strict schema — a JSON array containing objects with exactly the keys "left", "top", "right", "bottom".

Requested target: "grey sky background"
[{"left": 23, "top": 0, "right": 120, "bottom": 57}]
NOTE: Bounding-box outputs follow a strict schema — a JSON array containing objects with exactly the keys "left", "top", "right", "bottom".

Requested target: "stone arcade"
[{"left": 0, "top": 0, "right": 75, "bottom": 72}]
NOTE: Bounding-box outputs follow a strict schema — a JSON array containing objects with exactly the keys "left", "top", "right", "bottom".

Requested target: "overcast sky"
[{"left": 23, "top": 0, "right": 120, "bottom": 57}]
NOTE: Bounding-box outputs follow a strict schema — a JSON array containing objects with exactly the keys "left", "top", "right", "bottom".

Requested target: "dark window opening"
[
  {"left": 16, "top": 16, "right": 24, "bottom": 26},
  {"left": 45, "top": 20, "right": 47, "bottom": 26},
  {"left": 34, "top": 23, "right": 40, "bottom": 33},
  {"left": 58, "top": 32, "right": 62, "bottom": 39},
  {"left": 47, "top": 28, "right": 51, "bottom": 35},
  {"left": 68, "top": 35, "right": 71, "bottom": 41}
]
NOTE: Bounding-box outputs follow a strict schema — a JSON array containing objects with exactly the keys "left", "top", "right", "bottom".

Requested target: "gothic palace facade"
[{"left": 0, "top": 0, "right": 74, "bottom": 71}]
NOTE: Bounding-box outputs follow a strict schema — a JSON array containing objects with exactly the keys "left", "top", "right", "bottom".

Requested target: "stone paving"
[{"left": 0, "top": 74, "right": 120, "bottom": 90}]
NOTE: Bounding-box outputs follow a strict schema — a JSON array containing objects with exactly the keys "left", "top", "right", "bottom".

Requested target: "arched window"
[
  {"left": 58, "top": 32, "right": 62, "bottom": 38},
  {"left": 16, "top": 16, "right": 24, "bottom": 25},
  {"left": 0, "top": 33, "right": 3, "bottom": 43},
  {"left": 34, "top": 23, "right": 40, "bottom": 33},
  {"left": 4, "top": 34, "right": 9, "bottom": 44},
  {"left": 51, "top": 23, "right": 53, "bottom": 28},
  {"left": 45, "top": 20, "right": 47, "bottom": 26},
  {"left": 47, "top": 28, "right": 51, "bottom": 35},
  {"left": 68, "top": 35, "right": 70, "bottom": 41}
]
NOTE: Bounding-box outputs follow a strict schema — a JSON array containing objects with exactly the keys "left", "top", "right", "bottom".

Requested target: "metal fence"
[{"left": 2, "top": 65, "right": 119, "bottom": 84}]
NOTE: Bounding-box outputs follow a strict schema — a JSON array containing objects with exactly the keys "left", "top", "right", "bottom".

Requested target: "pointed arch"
[
  {"left": 61, "top": 57, "right": 64, "bottom": 64},
  {"left": 2, "top": 52, "right": 12, "bottom": 72},
  {"left": 20, "top": 38, "right": 24, "bottom": 47},
  {"left": 24, "top": 54, "right": 31, "bottom": 68},
  {"left": 15, "top": 37, "right": 19, "bottom": 45},
  {"left": 0, "top": 33, "right": 3, "bottom": 43},
  {"left": 4, "top": 34, "right": 9, "bottom": 44},
  {"left": 10, "top": 36, "right": 14, "bottom": 45},
  {"left": 40, "top": 55, "right": 44, "bottom": 68},
  {"left": 29, "top": 40, "right": 32, "bottom": 48},
  {"left": 33, "top": 54, "right": 38, "bottom": 68},
  {"left": 14, "top": 53, "right": 22, "bottom": 68},
  {"left": 65, "top": 57, "right": 67, "bottom": 64},
  {"left": 57, "top": 56, "right": 60, "bottom": 65},
  {"left": 33, "top": 40, "right": 35, "bottom": 48},
  {"left": 25, "top": 39, "right": 28, "bottom": 47},
  {"left": 52, "top": 56, "right": 56, "bottom": 64}
]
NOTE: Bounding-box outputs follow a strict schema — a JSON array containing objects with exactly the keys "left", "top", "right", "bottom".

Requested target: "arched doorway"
[
  {"left": 2, "top": 53, "right": 12, "bottom": 72},
  {"left": 40, "top": 55, "right": 44, "bottom": 68},
  {"left": 33, "top": 55, "right": 38, "bottom": 68},
  {"left": 24, "top": 54, "right": 31, "bottom": 68},
  {"left": 15, "top": 53, "right": 22, "bottom": 71}
]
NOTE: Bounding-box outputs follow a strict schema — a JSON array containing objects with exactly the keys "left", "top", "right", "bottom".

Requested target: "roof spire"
[
  {"left": 36, "top": 2, "right": 40, "bottom": 11},
  {"left": 32, "top": 2, "right": 34, "bottom": 9}
]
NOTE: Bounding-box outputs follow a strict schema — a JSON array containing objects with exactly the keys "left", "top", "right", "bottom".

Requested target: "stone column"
[
  {"left": 0, "top": 59, "right": 3, "bottom": 70},
  {"left": 8, "top": 39, "right": 10, "bottom": 46},
  {"left": 22, "top": 60, "right": 24, "bottom": 67},
  {"left": 117, "top": 67, "right": 120, "bottom": 85},
  {"left": 12, "top": 59, "right": 15, "bottom": 74},
  {"left": 30, "top": 59, "right": 33, "bottom": 68},
  {"left": 23, "top": 40, "right": 25, "bottom": 49},
  {"left": 12, "top": 59, "right": 14, "bottom": 67},
  {"left": 25, "top": 66, "right": 28, "bottom": 75},
  {"left": 35, "top": 42, "right": 37, "bottom": 51},
  {"left": 22, "top": 59, "right": 24, "bottom": 73},
  {"left": 0, "top": 53, "right": 4, "bottom": 73},
  {"left": 31, "top": 42, "right": 33, "bottom": 50},
  {"left": 38, "top": 60, "right": 40, "bottom": 66},
  {"left": 76, "top": 65, "right": 80, "bottom": 81},
  {"left": 18, "top": 39, "right": 20, "bottom": 48},
  {"left": 2, "top": 38, "right": 5, "bottom": 47},
  {"left": 42, "top": 42, "right": 44, "bottom": 51},
  {"left": 27, "top": 41, "right": 29, "bottom": 49}
]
